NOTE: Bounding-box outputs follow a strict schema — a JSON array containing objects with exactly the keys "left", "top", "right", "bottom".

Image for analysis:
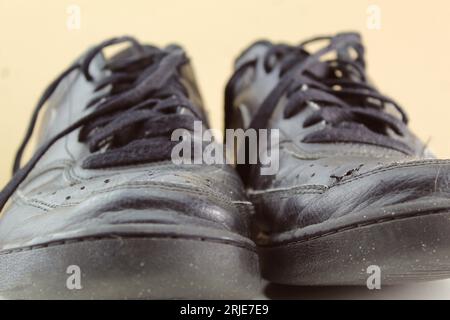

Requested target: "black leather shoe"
[
  {"left": 225, "top": 32, "right": 450, "bottom": 285},
  {"left": 0, "top": 36, "right": 259, "bottom": 299}
]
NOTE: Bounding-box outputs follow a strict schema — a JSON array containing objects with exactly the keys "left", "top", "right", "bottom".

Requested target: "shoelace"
[
  {"left": 225, "top": 32, "right": 412, "bottom": 154},
  {"left": 0, "top": 36, "right": 202, "bottom": 212}
]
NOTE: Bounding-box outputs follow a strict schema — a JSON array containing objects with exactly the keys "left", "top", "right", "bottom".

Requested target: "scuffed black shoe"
[
  {"left": 225, "top": 32, "right": 450, "bottom": 285},
  {"left": 0, "top": 36, "right": 259, "bottom": 299}
]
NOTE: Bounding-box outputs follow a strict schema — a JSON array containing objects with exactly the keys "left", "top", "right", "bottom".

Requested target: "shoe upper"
[
  {"left": 225, "top": 32, "right": 450, "bottom": 241},
  {"left": 0, "top": 37, "right": 253, "bottom": 251}
]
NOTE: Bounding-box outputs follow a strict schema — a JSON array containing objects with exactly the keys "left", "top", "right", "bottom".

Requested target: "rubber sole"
[
  {"left": 0, "top": 235, "right": 260, "bottom": 299},
  {"left": 260, "top": 209, "right": 450, "bottom": 286}
]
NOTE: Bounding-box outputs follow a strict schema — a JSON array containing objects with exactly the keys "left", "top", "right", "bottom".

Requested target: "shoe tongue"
[{"left": 235, "top": 40, "right": 272, "bottom": 69}]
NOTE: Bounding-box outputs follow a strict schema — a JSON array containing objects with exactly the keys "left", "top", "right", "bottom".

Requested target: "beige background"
[{"left": 1, "top": 0, "right": 450, "bottom": 299}]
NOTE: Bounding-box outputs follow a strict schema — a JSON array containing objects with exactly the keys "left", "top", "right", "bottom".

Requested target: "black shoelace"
[
  {"left": 0, "top": 36, "right": 203, "bottom": 212},
  {"left": 225, "top": 32, "right": 411, "bottom": 154}
]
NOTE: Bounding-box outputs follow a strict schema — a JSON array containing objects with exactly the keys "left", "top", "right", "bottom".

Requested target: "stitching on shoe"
[
  {"left": 248, "top": 185, "right": 327, "bottom": 200},
  {"left": 249, "top": 159, "right": 450, "bottom": 200},
  {"left": 283, "top": 142, "right": 406, "bottom": 159},
  {"left": 0, "top": 234, "right": 257, "bottom": 255},
  {"left": 18, "top": 160, "right": 73, "bottom": 189},
  {"left": 17, "top": 182, "right": 247, "bottom": 214},
  {"left": 14, "top": 195, "right": 49, "bottom": 212}
]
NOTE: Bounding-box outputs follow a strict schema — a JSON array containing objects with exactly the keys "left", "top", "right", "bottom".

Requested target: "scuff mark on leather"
[{"left": 330, "top": 164, "right": 364, "bottom": 184}]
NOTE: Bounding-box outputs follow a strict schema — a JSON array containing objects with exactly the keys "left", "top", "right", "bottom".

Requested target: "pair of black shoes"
[{"left": 1, "top": 32, "right": 450, "bottom": 299}]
